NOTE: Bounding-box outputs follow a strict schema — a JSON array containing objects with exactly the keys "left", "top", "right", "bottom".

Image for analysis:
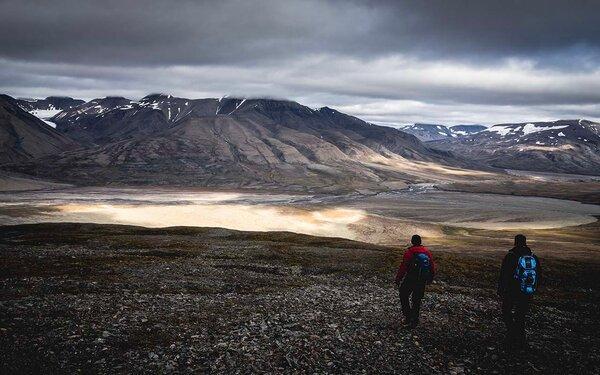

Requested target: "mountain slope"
[
  {"left": 431, "top": 120, "right": 600, "bottom": 175},
  {"left": 0, "top": 95, "right": 79, "bottom": 164},
  {"left": 51, "top": 94, "right": 223, "bottom": 145},
  {"left": 10, "top": 96, "right": 477, "bottom": 190},
  {"left": 16, "top": 96, "right": 85, "bottom": 128}
]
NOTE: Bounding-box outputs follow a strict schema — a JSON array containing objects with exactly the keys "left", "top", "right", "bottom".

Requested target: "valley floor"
[{"left": 1, "top": 222, "right": 599, "bottom": 374}]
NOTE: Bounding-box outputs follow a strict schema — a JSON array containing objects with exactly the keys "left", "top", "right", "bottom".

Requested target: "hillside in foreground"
[{"left": 1, "top": 223, "right": 598, "bottom": 373}]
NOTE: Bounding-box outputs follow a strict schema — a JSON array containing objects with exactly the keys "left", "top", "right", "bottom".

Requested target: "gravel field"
[{"left": 1, "top": 223, "right": 599, "bottom": 374}]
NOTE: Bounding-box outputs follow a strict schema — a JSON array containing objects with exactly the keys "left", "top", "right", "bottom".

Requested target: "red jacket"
[{"left": 395, "top": 245, "right": 436, "bottom": 282}]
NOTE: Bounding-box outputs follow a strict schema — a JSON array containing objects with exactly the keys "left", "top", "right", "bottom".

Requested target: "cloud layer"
[{"left": 2, "top": 0, "right": 600, "bottom": 125}]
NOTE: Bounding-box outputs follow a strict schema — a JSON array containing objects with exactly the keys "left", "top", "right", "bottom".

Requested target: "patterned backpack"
[{"left": 514, "top": 255, "right": 538, "bottom": 295}]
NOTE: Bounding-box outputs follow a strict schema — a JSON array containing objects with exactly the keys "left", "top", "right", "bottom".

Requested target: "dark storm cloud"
[
  {"left": 370, "top": 0, "right": 600, "bottom": 64},
  {"left": 2, "top": 0, "right": 599, "bottom": 66},
  {"left": 1, "top": 0, "right": 600, "bottom": 124},
  {"left": 0, "top": 0, "right": 376, "bottom": 65}
]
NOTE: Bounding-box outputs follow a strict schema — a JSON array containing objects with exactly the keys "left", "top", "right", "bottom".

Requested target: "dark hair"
[
  {"left": 411, "top": 234, "right": 422, "bottom": 246},
  {"left": 514, "top": 234, "right": 527, "bottom": 247}
]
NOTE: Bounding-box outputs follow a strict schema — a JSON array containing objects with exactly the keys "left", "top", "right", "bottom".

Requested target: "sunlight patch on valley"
[{"left": 55, "top": 203, "right": 367, "bottom": 240}]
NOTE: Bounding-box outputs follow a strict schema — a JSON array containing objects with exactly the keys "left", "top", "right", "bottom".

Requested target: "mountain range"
[
  {"left": 4, "top": 94, "right": 468, "bottom": 190},
  {"left": 430, "top": 120, "right": 600, "bottom": 175},
  {"left": 398, "top": 123, "right": 486, "bottom": 142},
  {"left": 1, "top": 93, "right": 599, "bottom": 191}
]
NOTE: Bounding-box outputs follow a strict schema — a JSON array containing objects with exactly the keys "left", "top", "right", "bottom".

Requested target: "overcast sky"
[{"left": 1, "top": 0, "right": 600, "bottom": 125}]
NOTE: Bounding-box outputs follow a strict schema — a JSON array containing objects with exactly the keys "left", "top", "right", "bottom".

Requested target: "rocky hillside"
[
  {"left": 1, "top": 222, "right": 598, "bottom": 373},
  {"left": 399, "top": 123, "right": 485, "bottom": 142},
  {"left": 6, "top": 94, "right": 470, "bottom": 190},
  {"left": 0, "top": 95, "right": 78, "bottom": 164},
  {"left": 51, "top": 96, "right": 169, "bottom": 145},
  {"left": 431, "top": 120, "right": 600, "bottom": 175}
]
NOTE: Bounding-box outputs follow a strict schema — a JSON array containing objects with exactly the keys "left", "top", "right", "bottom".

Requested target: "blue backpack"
[
  {"left": 514, "top": 255, "right": 538, "bottom": 295},
  {"left": 412, "top": 253, "right": 433, "bottom": 283}
]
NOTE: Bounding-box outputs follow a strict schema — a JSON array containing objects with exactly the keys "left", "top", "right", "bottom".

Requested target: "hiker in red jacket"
[{"left": 395, "top": 235, "right": 436, "bottom": 328}]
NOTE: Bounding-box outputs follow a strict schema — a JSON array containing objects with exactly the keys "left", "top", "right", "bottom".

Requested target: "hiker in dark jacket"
[
  {"left": 395, "top": 235, "right": 436, "bottom": 328},
  {"left": 498, "top": 234, "right": 541, "bottom": 347}
]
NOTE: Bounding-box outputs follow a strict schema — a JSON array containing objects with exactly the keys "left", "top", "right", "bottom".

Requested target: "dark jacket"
[
  {"left": 498, "top": 245, "right": 541, "bottom": 297},
  {"left": 395, "top": 245, "right": 436, "bottom": 283}
]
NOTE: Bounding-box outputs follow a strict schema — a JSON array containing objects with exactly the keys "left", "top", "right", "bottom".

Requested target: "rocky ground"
[{"left": 1, "top": 223, "right": 599, "bottom": 374}]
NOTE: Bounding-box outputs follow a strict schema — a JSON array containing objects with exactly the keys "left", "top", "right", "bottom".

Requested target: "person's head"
[
  {"left": 514, "top": 234, "right": 527, "bottom": 247},
  {"left": 411, "top": 234, "right": 422, "bottom": 246}
]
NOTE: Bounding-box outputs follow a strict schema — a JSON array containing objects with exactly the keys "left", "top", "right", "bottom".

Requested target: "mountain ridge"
[
  {"left": 0, "top": 95, "right": 79, "bottom": 164},
  {"left": 4, "top": 94, "right": 476, "bottom": 191},
  {"left": 2, "top": 93, "right": 599, "bottom": 190},
  {"left": 431, "top": 119, "right": 600, "bottom": 175},
  {"left": 398, "top": 123, "right": 486, "bottom": 141}
]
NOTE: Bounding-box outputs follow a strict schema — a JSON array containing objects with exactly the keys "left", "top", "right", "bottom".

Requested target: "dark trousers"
[
  {"left": 399, "top": 280, "right": 426, "bottom": 322},
  {"left": 501, "top": 294, "right": 530, "bottom": 342}
]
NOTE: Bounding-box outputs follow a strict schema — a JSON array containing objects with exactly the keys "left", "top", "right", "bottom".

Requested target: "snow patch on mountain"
[
  {"left": 485, "top": 123, "right": 569, "bottom": 137},
  {"left": 41, "top": 119, "right": 57, "bottom": 128},
  {"left": 522, "top": 123, "right": 569, "bottom": 135},
  {"left": 26, "top": 108, "right": 62, "bottom": 128},
  {"left": 398, "top": 123, "right": 484, "bottom": 141},
  {"left": 30, "top": 108, "right": 62, "bottom": 119}
]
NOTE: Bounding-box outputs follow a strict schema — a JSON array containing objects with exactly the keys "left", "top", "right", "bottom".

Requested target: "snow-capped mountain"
[
  {"left": 4, "top": 91, "right": 598, "bottom": 187},
  {"left": 15, "top": 96, "right": 85, "bottom": 128},
  {"left": 52, "top": 97, "right": 133, "bottom": 125},
  {"left": 398, "top": 124, "right": 452, "bottom": 141},
  {"left": 479, "top": 120, "right": 598, "bottom": 143},
  {"left": 398, "top": 123, "right": 485, "bottom": 141},
  {"left": 137, "top": 93, "right": 200, "bottom": 122},
  {"left": 431, "top": 120, "right": 600, "bottom": 175},
  {"left": 3, "top": 93, "right": 464, "bottom": 189},
  {"left": 449, "top": 125, "right": 487, "bottom": 136},
  {"left": 50, "top": 96, "right": 176, "bottom": 145},
  {"left": 0, "top": 95, "right": 78, "bottom": 163}
]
